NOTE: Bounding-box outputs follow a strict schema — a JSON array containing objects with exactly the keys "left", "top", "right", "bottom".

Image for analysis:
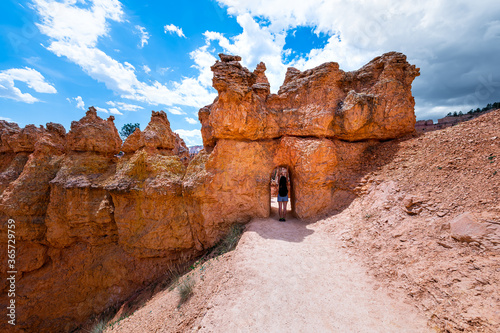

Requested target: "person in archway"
[{"left": 277, "top": 167, "right": 289, "bottom": 222}]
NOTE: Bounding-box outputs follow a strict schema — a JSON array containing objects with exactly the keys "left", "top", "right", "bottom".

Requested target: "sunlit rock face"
[
  {"left": 203, "top": 51, "right": 419, "bottom": 142},
  {"left": 0, "top": 52, "right": 419, "bottom": 332},
  {"left": 0, "top": 109, "right": 196, "bottom": 332},
  {"left": 197, "top": 51, "right": 419, "bottom": 221}
]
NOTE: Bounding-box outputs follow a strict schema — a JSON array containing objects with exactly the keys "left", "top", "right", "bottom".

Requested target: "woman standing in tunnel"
[{"left": 277, "top": 167, "right": 289, "bottom": 222}]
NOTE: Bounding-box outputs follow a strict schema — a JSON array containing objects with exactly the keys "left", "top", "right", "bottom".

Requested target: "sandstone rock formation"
[
  {"left": 194, "top": 51, "right": 419, "bottom": 226},
  {"left": 0, "top": 52, "right": 420, "bottom": 332},
  {"left": 122, "top": 110, "right": 190, "bottom": 163},
  {"left": 1, "top": 109, "right": 196, "bottom": 332},
  {"left": 66, "top": 106, "right": 121, "bottom": 153},
  {"left": 203, "top": 51, "right": 419, "bottom": 142}
]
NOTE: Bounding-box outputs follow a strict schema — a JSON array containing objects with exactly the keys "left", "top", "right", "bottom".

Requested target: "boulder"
[{"left": 450, "top": 212, "right": 490, "bottom": 243}]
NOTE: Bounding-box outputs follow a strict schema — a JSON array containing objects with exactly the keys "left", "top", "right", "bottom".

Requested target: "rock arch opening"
[{"left": 269, "top": 165, "right": 295, "bottom": 220}]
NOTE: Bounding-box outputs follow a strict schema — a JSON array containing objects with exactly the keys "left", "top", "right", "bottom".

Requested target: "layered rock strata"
[{"left": 0, "top": 52, "right": 419, "bottom": 332}]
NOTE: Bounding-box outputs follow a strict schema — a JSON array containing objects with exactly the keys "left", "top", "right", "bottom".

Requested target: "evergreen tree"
[{"left": 120, "top": 123, "right": 140, "bottom": 139}]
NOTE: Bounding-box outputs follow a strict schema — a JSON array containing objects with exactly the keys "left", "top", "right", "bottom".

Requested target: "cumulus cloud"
[
  {"left": 174, "top": 129, "right": 202, "bottom": 146},
  {"left": 164, "top": 24, "right": 186, "bottom": 38},
  {"left": 0, "top": 67, "right": 57, "bottom": 103},
  {"left": 142, "top": 65, "right": 151, "bottom": 74},
  {"left": 135, "top": 25, "right": 150, "bottom": 48},
  {"left": 33, "top": 0, "right": 216, "bottom": 111},
  {"left": 185, "top": 117, "right": 198, "bottom": 124},
  {"left": 211, "top": 0, "right": 500, "bottom": 119},
  {"left": 70, "top": 95, "right": 85, "bottom": 109},
  {"left": 0, "top": 116, "right": 13, "bottom": 121}
]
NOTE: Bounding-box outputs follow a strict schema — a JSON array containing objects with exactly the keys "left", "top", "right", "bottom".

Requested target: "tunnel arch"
[{"left": 269, "top": 164, "right": 296, "bottom": 219}]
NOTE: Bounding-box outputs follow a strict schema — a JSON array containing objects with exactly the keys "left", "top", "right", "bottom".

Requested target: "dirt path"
[
  {"left": 106, "top": 201, "right": 431, "bottom": 332},
  {"left": 192, "top": 202, "right": 430, "bottom": 332}
]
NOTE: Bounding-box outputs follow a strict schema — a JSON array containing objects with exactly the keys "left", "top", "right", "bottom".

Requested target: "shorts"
[{"left": 277, "top": 194, "right": 288, "bottom": 202}]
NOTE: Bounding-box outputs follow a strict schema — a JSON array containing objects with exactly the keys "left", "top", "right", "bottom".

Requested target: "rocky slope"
[
  {"left": 0, "top": 52, "right": 420, "bottom": 332},
  {"left": 321, "top": 109, "right": 500, "bottom": 332}
]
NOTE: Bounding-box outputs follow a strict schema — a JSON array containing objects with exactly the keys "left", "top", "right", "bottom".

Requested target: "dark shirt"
[{"left": 278, "top": 176, "right": 288, "bottom": 197}]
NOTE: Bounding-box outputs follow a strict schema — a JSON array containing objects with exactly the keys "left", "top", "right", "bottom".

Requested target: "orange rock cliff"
[{"left": 0, "top": 52, "right": 419, "bottom": 332}]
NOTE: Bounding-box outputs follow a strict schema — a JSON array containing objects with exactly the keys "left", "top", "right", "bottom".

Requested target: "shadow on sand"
[{"left": 248, "top": 200, "right": 314, "bottom": 243}]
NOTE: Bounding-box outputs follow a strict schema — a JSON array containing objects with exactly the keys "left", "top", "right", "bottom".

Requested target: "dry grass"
[{"left": 177, "top": 277, "right": 195, "bottom": 307}]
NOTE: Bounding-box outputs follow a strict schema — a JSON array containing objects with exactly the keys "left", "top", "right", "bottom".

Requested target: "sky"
[{"left": 1, "top": 0, "right": 499, "bottom": 146}]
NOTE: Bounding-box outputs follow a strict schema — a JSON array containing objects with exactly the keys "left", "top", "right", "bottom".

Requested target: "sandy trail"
[{"left": 194, "top": 200, "right": 430, "bottom": 332}]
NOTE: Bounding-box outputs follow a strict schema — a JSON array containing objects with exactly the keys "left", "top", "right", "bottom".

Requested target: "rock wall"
[
  {"left": 197, "top": 51, "right": 419, "bottom": 223},
  {"left": 0, "top": 52, "right": 419, "bottom": 332}
]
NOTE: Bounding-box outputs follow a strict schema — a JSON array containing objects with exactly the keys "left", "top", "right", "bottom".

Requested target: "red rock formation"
[
  {"left": 66, "top": 106, "right": 121, "bottom": 153},
  {"left": 203, "top": 52, "right": 419, "bottom": 142},
  {"left": 122, "top": 110, "right": 189, "bottom": 163},
  {"left": 0, "top": 108, "right": 195, "bottom": 332},
  {"left": 194, "top": 52, "right": 419, "bottom": 225},
  {"left": 0, "top": 52, "right": 419, "bottom": 332},
  {"left": 0, "top": 120, "right": 21, "bottom": 153}
]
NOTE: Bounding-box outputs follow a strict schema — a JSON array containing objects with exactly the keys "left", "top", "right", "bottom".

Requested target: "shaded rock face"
[{"left": 0, "top": 52, "right": 419, "bottom": 332}]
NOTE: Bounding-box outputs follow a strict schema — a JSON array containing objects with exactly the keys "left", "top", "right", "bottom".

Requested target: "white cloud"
[
  {"left": 185, "top": 117, "right": 198, "bottom": 124},
  {"left": 164, "top": 24, "right": 185, "bottom": 38},
  {"left": 168, "top": 106, "right": 185, "bottom": 115},
  {"left": 109, "top": 107, "right": 123, "bottom": 115},
  {"left": 0, "top": 67, "right": 57, "bottom": 103},
  {"left": 74, "top": 96, "right": 85, "bottom": 110},
  {"left": 174, "top": 129, "right": 202, "bottom": 146},
  {"left": 143, "top": 64, "right": 151, "bottom": 74},
  {"left": 206, "top": 0, "right": 500, "bottom": 116},
  {"left": 0, "top": 116, "right": 13, "bottom": 121},
  {"left": 33, "top": 0, "right": 216, "bottom": 111},
  {"left": 190, "top": 44, "right": 218, "bottom": 88},
  {"left": 95, "top": 106, "right": 108, "bottom": 113},
  {"left": 34, "top": 0, "right": 124, "bottom": 47},
  {"left": 135, "top": 25, "right": 150, "bottom": 48},
  {"left": 106, "top": 100, "right": 144, "bottom": 111},
  {"left": 202, "top": 14, "right": 287, "bottom": 92}
]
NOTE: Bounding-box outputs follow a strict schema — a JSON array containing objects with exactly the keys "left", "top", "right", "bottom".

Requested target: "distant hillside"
[
  {"left": 189, "top": 145, "right": 203, "bottom": 155},
  {"left": 416, "top": 107, "right": 498, "bottom": 132}
]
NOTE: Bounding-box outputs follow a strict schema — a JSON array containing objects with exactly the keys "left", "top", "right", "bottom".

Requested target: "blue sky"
[{"left": 1, "top": 0, "right": 500, "bottom": 146}]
